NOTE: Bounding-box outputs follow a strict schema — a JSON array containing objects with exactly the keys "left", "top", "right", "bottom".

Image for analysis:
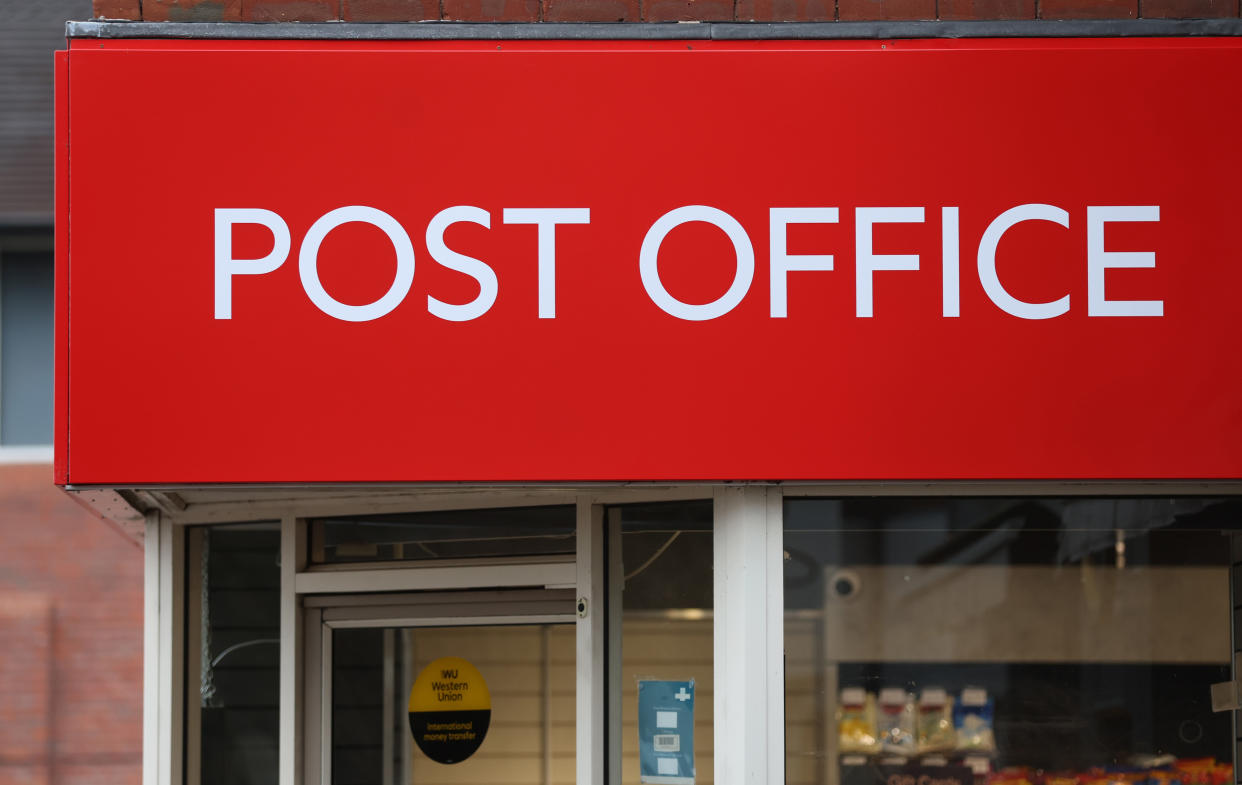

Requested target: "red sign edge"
[
  {"left": 53, "top": 39, "right": 1242, "bottom": 486},
  {"left": 54, "top": 48, "right": 69, "bottom": 485}
]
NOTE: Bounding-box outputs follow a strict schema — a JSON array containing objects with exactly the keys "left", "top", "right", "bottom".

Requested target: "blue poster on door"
[{"left": 638, "top": 680, "right": 695, "bottom": 785}]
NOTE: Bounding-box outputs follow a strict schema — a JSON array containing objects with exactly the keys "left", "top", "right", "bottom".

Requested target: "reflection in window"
[
  {"left": 784, "top": 498, "right": 1238, "bottom": 785},
  {"left": 0, "top": 243, "right": 54, "bottom": 446},
  {"left": 194, "top": 524, "right": 281, "bottom": 785},
  {"left": 310, "top": 506, "right": 576, "bottom": 563}
]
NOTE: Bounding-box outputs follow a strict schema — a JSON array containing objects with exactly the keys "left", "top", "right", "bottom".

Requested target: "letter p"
[{"left": 215, "top": 208, "right": 291, "bottom": 319}]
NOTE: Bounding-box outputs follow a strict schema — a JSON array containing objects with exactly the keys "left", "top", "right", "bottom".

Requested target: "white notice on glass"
[
  {"left": 658, "top": 758, "right": 679, "bottom": 775},
  {"left": 656, "top": 711, "right": 678, "bottom": 729}
]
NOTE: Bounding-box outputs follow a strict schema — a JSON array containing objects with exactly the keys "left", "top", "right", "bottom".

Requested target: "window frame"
[
  {"left": 149, "top": 482, "right": 1242, "bottom": 785},
  {"left": 0, "top": 228, "right": 55, "bottom": 456}
]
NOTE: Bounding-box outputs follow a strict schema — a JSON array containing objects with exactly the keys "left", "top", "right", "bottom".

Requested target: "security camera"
[{"left": 829, "top": 570, "right": 861, "bottom": 600}]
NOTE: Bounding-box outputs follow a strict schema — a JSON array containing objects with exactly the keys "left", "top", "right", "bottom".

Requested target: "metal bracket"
[
  {"left": 1210, "top": 680, "right": 1240, "bottom": 713},
  {"left": 1211, "top": 653, "right": 1242, "bottom": 712}
]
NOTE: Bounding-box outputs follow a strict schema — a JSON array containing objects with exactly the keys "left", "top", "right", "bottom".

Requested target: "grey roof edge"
[
  {"left": 0, "top": 213, "right": 54, "bottom": 229},
  {"left": 70, "top": 20, "right": 711, "bottom": 39},
  {"left": 715, "top": 18, "right": 1242, "bottom": 37},
  {"left": 67, "top": 18, "right": 1242, "bottom": 39}
]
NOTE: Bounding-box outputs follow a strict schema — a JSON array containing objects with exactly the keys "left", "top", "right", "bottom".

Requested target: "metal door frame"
[{"left": 304, "top": 588, "right": 577, "bottom": 785}]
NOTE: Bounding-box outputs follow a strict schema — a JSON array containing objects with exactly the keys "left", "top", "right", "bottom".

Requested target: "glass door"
[{"left": 306, "top": 590, "right": 577, "bottom": 785}]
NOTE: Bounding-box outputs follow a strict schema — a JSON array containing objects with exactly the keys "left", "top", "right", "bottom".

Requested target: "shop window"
[
  {"left": 190, "top": 523, "right": 281, "bottom": 785},
  {"left": 309, "top": 506, "right": 576, "bottom": 564},
  {"left": 617, "top": 500, "right": 714, "bottom": 785},
  {"left": 0, "top": 236, "right": 54, "bottom": 446},
  {"left": 783, "top": 497, "right": 1238, "bottom": 785}
]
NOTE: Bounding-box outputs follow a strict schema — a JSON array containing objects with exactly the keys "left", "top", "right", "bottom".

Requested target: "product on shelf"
[
  {"left": 954, "top": 687, "right": 996, "bottom": 753},
  {"left": 978, "top": 757, "right": 1234, "bottom": 785},
  {"left": 918, "top": 687, "right": 957, "bottom": 753},
  {"left": 988, "top": 767, "right": 1033, "bottom": 785},
  {"left": 838, "top": 687, "right": 880, "bottom": 754},
  {"left": 878, "top": 687, "right": 918, "bottom": 755},
  {"left": 1175, "top": 757, "right": 1233, "bottom": 785},
  {"left": 962, "top": 754, "right": 993, "bottom": 778}
]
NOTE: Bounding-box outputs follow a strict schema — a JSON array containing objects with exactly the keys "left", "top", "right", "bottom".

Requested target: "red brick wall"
[
  {"left": 0, "top": 464, "right": 142, "bottom": 785},
  {"left": 90, "top": 0, "right": 1242, "bottom": 23}
]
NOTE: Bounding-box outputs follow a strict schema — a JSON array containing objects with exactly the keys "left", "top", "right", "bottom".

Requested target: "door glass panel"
[
  {"left": 617, "top": 501, "right": 714, "bottom": 785},
  {"left": 331, "top": 624, "right": 576, "bottom": 785}
]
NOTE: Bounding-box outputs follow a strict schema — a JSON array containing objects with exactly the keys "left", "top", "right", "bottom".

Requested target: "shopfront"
[{"left": 55, "top": 22, "right": 1242, "bottom": 785}]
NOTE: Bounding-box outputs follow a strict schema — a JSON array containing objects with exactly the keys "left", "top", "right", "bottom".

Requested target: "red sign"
[{"left": 58, "top": 38, "right": 1242, "bottom": 483}]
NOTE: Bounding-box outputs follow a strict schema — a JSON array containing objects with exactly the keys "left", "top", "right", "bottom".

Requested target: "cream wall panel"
[
  {"left": 404, "top": 623, "right": 575, "bottom": 785},
  {"left": 620, "top": 617, "right": 714, "bottom": 785},
  {"left": 785, "top": 694, "right": 820, "bottom": 723},
  {"left": 786, "top": 754, "right": 822, "bottom": 785},
  {"left": 411, "top": 627, "right": 547, "bottom": 661},
  {"left": 823, "top": 565, "right": 1229, "bottom": 663}
]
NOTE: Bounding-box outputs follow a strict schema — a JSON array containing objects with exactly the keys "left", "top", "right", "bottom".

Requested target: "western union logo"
[{"left": 409, "top": 657, "right": 492, "bottom": 764}]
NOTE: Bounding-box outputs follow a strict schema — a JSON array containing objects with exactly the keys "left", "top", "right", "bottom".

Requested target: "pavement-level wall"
[{"left": 0, "top": 463, "right": 142, "bottom": 785}]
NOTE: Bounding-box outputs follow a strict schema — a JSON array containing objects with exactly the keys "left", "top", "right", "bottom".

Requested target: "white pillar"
[
  {"left": 144, "top": 511, "right": 183, "bottom": 785},
  {"left": 714, "top": 485, "right": 784, "bottom": 785},
  {"left": 576, "top": 498, "right": 607, "bottom": 785}
]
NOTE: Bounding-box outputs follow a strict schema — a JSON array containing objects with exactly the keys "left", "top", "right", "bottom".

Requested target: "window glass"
[
  {"left": 195, "top": 524, "right": 281, "bottom": 785},
  {"left": 0, "top": 247, "right": 54, "bottom": 445},
  {"left": 310, "top": 506, "right": 575, "bottom": 564},
  {"left": 783, "top": 498, "right": 1237, "bottom": 785},
  {"left": 618, "top": 500, "right": 714, "bottom": 785},
  {"left": 331, "top": 623, "right": 576, "bottom": 785}
]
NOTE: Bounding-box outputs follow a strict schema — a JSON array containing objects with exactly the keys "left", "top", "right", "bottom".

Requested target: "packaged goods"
[
  {"left": 963, "top": 754, "right": 993, "bottom": 779},
  {"left": 954, "top": 687, "right": 995, "bottom": 753},
  {"left": 878, "top": 687, "right": 917, "bottom": 755},
  {"left": 838, "top": 687, "right": 880, "bottom": 754},
  {"left": 918, "top": 687, "right": 956, "bottom": 753},
  {"left": 1173, "top": 758, "right": 1233, "bottom": 785},
  {"left": 987, "top": 767, "right": 1032, "bottom": 785}
]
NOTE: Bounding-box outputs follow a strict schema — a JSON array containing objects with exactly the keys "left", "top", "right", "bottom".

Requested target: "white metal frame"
[
  {"left": 144, "top": 482, "right": 1242, "bottom": 785},
  {"left": 144, "top": 511, "right": 184, "bottom": 785},
  {"left": 161, "top": 486, "right": 772, "bottom": 785},
  {"left": 577, "top": 498, "right": 608, "bottom": 785},
  {"left": 267, "top": 496, "right": 631, "bottom": 785},
  {"left": 303, "top": 590, "right": 577, "bottom": 784}
]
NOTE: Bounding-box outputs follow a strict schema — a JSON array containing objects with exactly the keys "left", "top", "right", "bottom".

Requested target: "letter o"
[
  {"left": 639, "top": 206, "right": 754, "bottom": 321},
  {"left": 299, "top": 205, "right": 415, "bottom": 322}
]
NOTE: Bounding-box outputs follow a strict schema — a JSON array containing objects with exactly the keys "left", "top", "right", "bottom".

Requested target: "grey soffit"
[
  {"left": 68, "top": 18, "right": 1242, "bottom": 39},
  {"left": 0, "top": 0, "right": 91, "bottom": 222}
]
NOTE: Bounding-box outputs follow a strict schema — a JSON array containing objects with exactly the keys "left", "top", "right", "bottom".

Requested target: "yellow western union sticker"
[{"left": 409, "top": 657, "right": 492, "bottom": 764}]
